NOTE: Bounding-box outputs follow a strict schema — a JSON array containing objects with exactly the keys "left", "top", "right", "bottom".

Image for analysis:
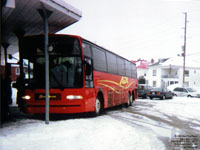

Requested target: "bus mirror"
[{"left": 85, "top": 62, "right": 92, "bottom": 75}]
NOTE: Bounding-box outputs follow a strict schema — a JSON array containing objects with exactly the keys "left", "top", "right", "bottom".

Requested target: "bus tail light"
[{"left": 66, "top": 95, "right": 83, "bottom": 100}]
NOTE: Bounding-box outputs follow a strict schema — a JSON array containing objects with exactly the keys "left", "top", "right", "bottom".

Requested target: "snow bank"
[{"left": 0, "top": 116, "right": 163, "bottom": 150}]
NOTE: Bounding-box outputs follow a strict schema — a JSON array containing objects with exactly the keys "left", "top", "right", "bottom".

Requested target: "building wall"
[
  {"left": 137, "top": 68, "right": 148, "bottom": 78},
  {"left": 145, "top": 66, "right": 162, "bottom": 87},
  {"left": 186, "top": 68, "right": 200, "bottom": 88},
  {"left": 1, "top": 65, "right": 19, "bottom": 81},
  {"left": 138, "top": 64, "right": 200, "bottom": 90}
]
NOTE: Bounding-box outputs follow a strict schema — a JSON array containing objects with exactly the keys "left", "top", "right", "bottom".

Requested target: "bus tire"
[
  {"left": 92, "top": 96, "right": 103, "bottom": 116},
  {"left": 129, "top": 94, "right": 133, "bottom": 106},
  {"left": 125, "top": 93, "right": 131, "bottom": 107}
]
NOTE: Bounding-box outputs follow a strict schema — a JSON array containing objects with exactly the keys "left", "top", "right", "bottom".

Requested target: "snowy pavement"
[
  {"left": 1, "top": 97, "right": 200, "bottom": 150},
  {"left": 108, "top": 97, "right": 200, "bottom": 149}
]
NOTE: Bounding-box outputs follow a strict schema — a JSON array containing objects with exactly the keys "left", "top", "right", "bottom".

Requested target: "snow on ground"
[
  {"left": 134, "top": 97, "right": 200, "bottom": 122},
  {"left": 107, "top": 97, "right": 200, "bottom": 149},
  {"left": 0, "top": 115, "right": 163, "bottom": 150},
  {"left": 132, "top": 97, "right": 200, "bottom": 137},
  {"left": 1, "top": 97, "right": 200, "bottom": 150},
  {"left": 153, "top": 97, "right": 200, "bottom": 120}
]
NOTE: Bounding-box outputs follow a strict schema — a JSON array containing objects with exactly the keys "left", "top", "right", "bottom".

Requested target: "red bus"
[{"left": 18, "top": 34, "right": 138, "bottom": 115}]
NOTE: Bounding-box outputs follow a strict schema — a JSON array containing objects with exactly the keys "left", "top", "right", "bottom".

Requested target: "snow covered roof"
[
  {"left": 150, "top": 56, "right": 200, "bottom": 68},
  {"left": 135, "top": 60, "right": 149, "bottom": 69}
]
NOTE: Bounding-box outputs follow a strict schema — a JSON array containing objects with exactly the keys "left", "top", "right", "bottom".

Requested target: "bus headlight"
[
  {"left": 22, "top": 95, "right": 31, "bottom": 100},
  {"left": 66, "top": 95, "right": 83, "bottom": 100}
]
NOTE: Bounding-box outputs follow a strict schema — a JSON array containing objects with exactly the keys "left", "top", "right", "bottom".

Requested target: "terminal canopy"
[{"left": 1, "top": 0, "right": 82, "bottom": 56}]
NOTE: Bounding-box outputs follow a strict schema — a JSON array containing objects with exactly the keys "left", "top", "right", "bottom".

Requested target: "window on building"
[
  {"left": 185, "top": 70, "right": 189, "bottom": 77},
  {"left": 153, "top": 70, "right": 157, "bottom": 76},
  {"left": 16, "top": 67, "right": 20, "bottom": 75},
  {"left": 153, "top": 81, "right": 156, "bottom": 87},
  {"left": 184, "top": 82, "right": 189, "bottom": 87}
]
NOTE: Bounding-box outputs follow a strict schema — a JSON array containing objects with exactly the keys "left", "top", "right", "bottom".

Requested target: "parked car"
[
  {"left": 173, "top": 87, "right": 200, "bottom": 98},
  {"left": 147, "top": 88, "right": 173, "bottom": 100},
  {"left": 138, "top": 84, "right": 152, "bottom": 99}
]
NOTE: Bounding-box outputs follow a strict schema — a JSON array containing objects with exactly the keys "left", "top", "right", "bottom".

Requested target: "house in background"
[
  {"left": 136, "top": 56, "right": 200, "bottom": 89},
  {"left": 135, "top": 60, "right": 149, "bottom": 84}
]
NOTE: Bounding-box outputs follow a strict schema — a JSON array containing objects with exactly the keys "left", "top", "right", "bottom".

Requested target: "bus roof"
[{"left": 80, "top": 36, "right": 136, "bottom": 65}]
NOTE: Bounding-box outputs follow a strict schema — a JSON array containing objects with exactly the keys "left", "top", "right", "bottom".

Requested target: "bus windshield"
[{"left": 21, "top": 35, "right": 83, "bottom": 89}]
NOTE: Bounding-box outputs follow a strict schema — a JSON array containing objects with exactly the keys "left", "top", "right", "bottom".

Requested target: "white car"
[{"left": 173, "top": 87, "right": 200, "bottom": 98}]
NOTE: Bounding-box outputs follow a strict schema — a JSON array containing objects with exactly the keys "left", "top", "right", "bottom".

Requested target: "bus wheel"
[
  {"left": 93, "top": 97, "right": 102, "bottom": 116},
  {"left": 125, "top": 93, "right": 131, "bottom": 107},
  {"left": 129, "top": 94, "right": 133, "bottom": 106}
]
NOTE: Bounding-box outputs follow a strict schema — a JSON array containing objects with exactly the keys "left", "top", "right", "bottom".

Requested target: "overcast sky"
[{"left": 59, "top": 0, "right": 200, "bottom": 63}]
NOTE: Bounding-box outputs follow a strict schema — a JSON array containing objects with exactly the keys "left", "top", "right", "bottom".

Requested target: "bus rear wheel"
[{"left": 125, "top": 93, "right": 132, "bottom": 107}]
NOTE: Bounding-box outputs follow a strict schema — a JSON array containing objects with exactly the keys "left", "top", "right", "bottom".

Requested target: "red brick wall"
[{"left": 1, "top": 65, "right": 19, "bottom": 81}]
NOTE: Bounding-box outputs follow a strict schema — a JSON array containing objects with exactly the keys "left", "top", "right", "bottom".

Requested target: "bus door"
[
  {"left": 84, "top": 57, "right": 93, "bottom": 88},
  {"left": 84, "top": 57, "right": 96, "bottom": 108}
]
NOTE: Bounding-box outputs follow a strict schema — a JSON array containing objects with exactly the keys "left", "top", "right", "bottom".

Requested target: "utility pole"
[{"left": 182, "top": 12, "right": 187, "bottom": 86}]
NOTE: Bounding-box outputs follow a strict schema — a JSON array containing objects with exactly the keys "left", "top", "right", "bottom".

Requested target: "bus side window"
[
  {"left": 117, "top": 57, "right": 125, "bottom": 76},
  {"left": 84, "top": 57, "right": 93, "bottom": 88},
  {"left": 92, "top": 46, "right": 107, "bottom": 72},
  {"left": 82, "top": 41, "right": 92, "bottom": 58},
  {"left": 131, "top": 64, "right": 137, "bottom": 78},
  {"left": 125, "top": 61, "right": 131, "bottom": 78},
  {"left": 106, "top": 51, "right": 118, "bottom": 74}
]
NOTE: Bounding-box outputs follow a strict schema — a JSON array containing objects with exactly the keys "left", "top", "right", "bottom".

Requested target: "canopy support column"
[
  {"left": 2, "top": 43, "right": 9, "bottom": 76},
  {"left": 15, "top": 30, "right": 25, "bottom": 78},
  {"left": 38, "top": 7, "right": 52, "bottom": 125},
  {"left": 1, "top": 43, "right": 10, "bottom": 124}
]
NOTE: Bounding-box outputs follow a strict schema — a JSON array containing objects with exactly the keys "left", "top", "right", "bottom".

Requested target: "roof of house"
[
  {"left": 135, "top": 60, "right": 149, "bottom": 69},
  {"left": 149, "top": 56, "right": 200, "bottom": 68}
]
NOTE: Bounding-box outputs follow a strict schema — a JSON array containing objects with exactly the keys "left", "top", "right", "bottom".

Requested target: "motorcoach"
[{"left": 17, "top": 34, "right": 138, "bottom": 115}]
